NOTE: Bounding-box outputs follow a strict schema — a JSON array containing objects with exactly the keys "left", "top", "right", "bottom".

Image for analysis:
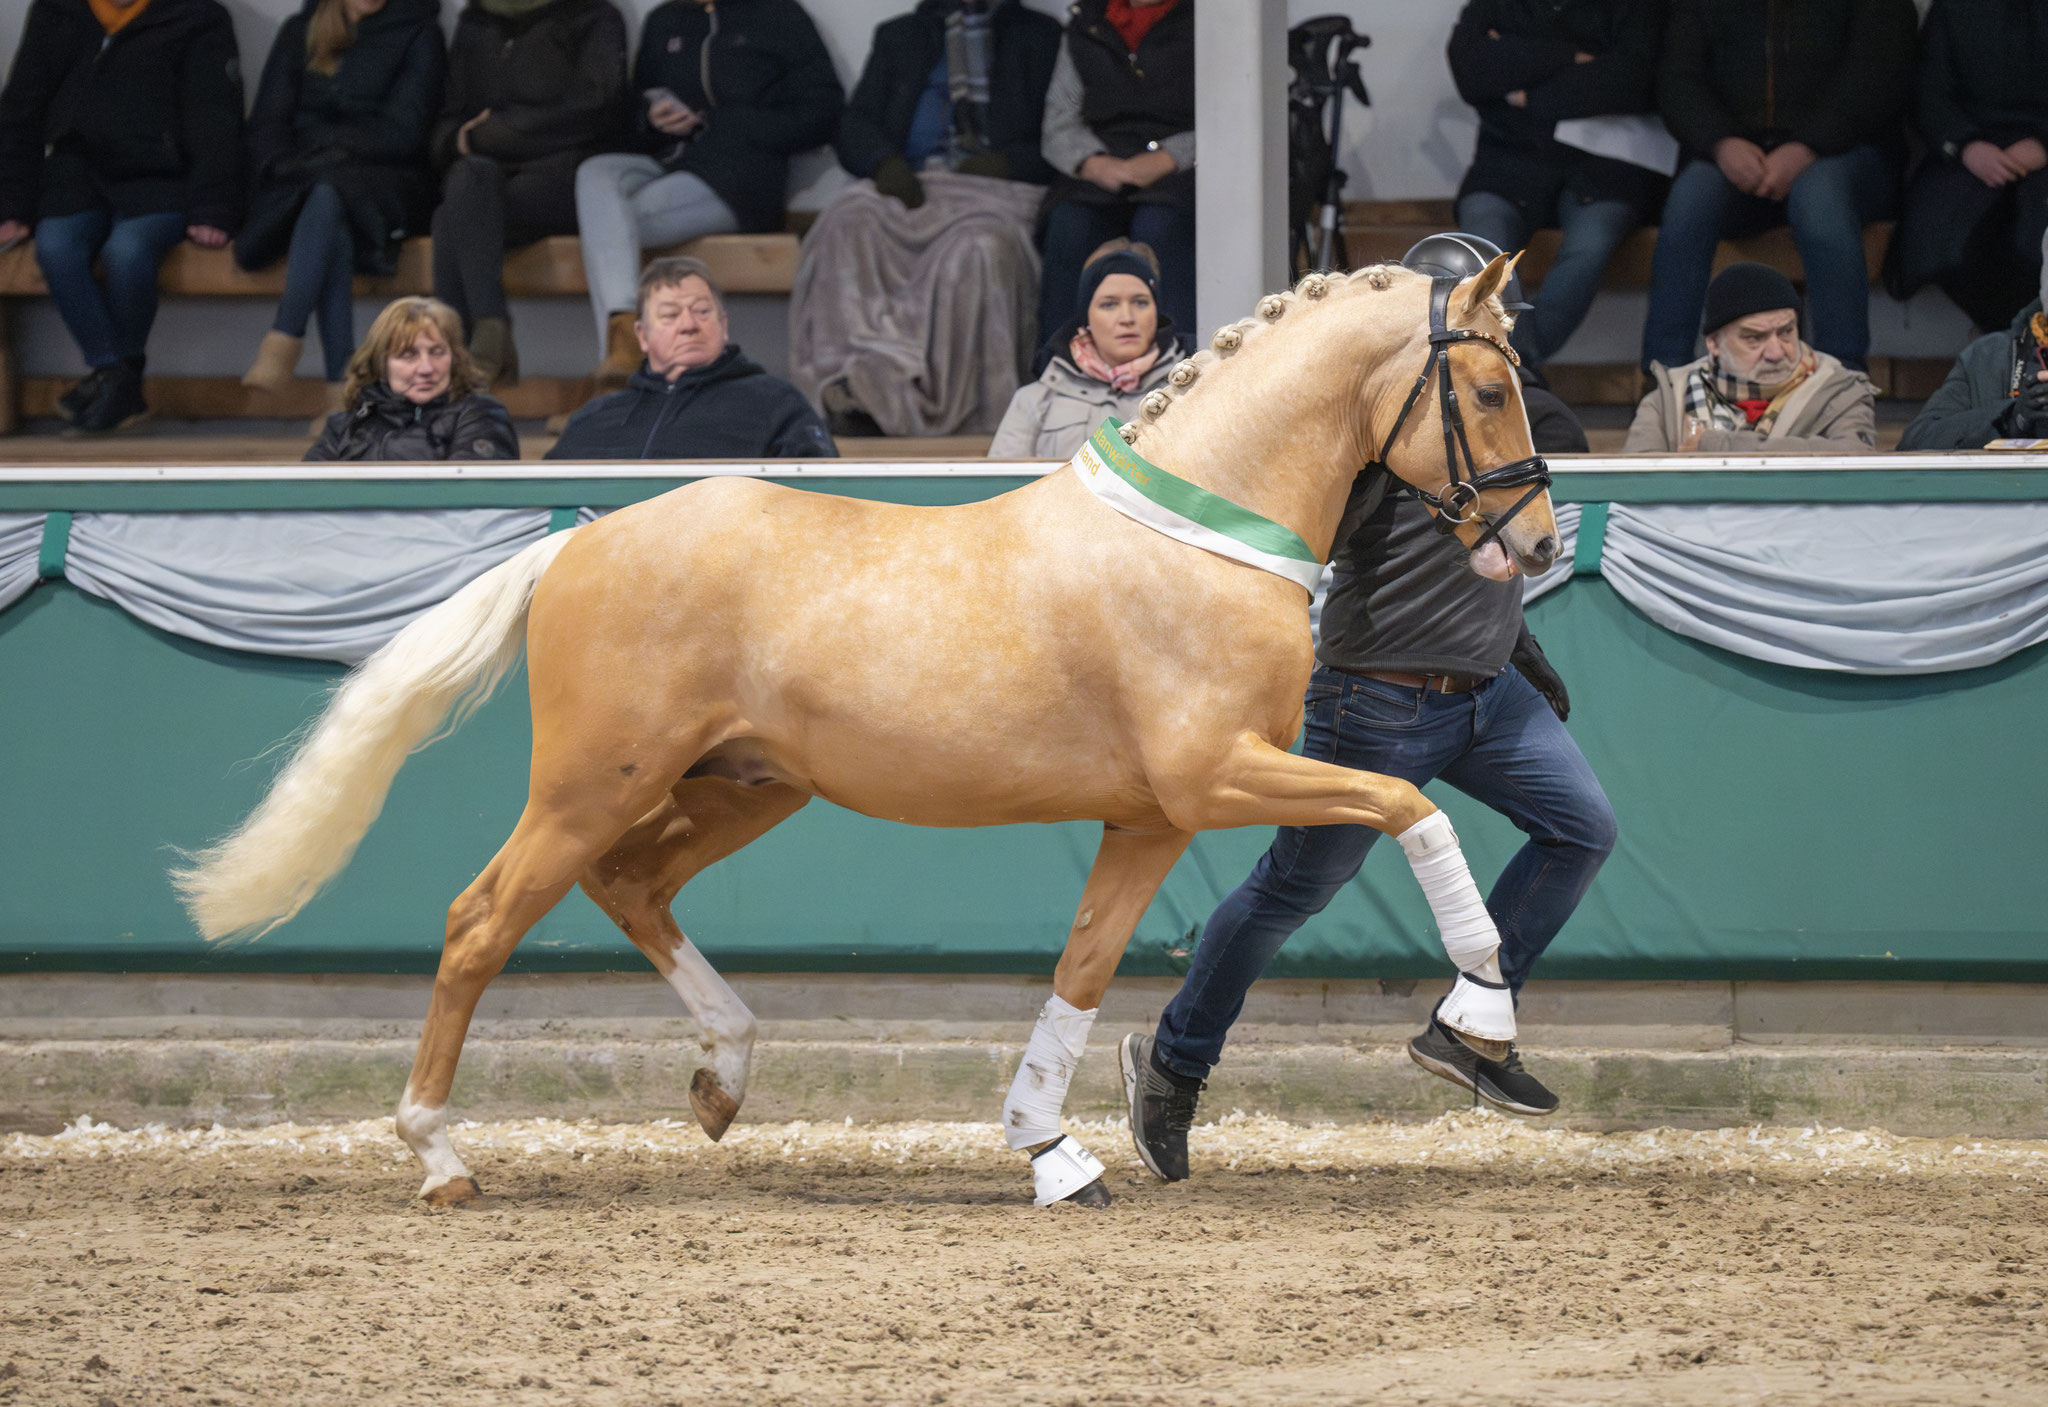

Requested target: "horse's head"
[{"left": 1370, "top": 255, "right": 1559, "bottom": 580}]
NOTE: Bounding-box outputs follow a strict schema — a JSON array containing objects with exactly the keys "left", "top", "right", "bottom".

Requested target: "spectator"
[
  {"left": 0, "top": 0, "right": 244, "bottom": 434},
  {"left": 1886, "top": 0, "right": 2048, "bottom": 334},
  {"left": 237, "top": 0, "right": 445, "bottom": 414},
  {"left": 546, "top": 256, "right": 835, "bottom": 459},
  {"left": 1644, "top": 0, "right": 1917, "bottom": 372},
  {"left": 1449, "top": 0, "right": 1668, "bottom": 368},
  {"left": 577, "top": 0, "right": 841, "bottom": 389},
  {"left": 791, "top": 0, "right": 1062, "bottom": 438},
  {"left": 1626, "top": 261, "right": 1875, "bottom": 452},
  {"left": 1036, "top": 0, "right": 1195, "bottom": 347},
  {"left": 989, "top": 239, "right": 1182, "bottom": 459},
  {"left": 1900, "top": 229, "right": 2048, "bottom": 450},
  {"left": 431, "top": 0, "right": 630, "bottom": 387},
  {"left": 306, "top": 296, "right": 518, "bottom": 460}
]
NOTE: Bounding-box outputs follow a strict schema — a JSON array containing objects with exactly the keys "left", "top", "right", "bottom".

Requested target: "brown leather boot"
[
  {"left": 241, "top": 330, "right": 302, "bottom": 392},
  {"left": 469, "top": 316, "right": 518, "bottom": 388},
  {"left": 594, "top": 311, "right": 641, "bottom": 390}
]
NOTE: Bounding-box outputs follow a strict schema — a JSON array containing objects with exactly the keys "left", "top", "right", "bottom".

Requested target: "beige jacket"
[
  {"left": 1623, "top": 351, "right": 1877, "bottom": 453},
  {"left": 987, "top": 346, "right": 1180, "bottom": 460}
]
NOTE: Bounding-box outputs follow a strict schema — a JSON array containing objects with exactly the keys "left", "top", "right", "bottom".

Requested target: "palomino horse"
[{"left": 174, "top": 256, "right": 1558, "bottom": 1208}]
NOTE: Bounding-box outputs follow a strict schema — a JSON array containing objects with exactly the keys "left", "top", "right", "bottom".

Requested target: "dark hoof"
[
  {"left": 1063, "top": 1178, "right": 1113, "bottom": 1209},
  {"left": 690, "top": 1068, "right": 739, "bottom": 1142}
]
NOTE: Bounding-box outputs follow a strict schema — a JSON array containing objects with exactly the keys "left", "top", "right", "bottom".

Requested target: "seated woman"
[
  {"left": 306, "top": 296, "right": 518, "bottom": 460},
  {"left": 0, "top": 0, "right": 244, "bottom": 434},
  {"left": 988, "top": 239, "right": 1182, "bottom": 459},
  {"left": 237, "top": 0, "right": 446, "bottom": 417}
]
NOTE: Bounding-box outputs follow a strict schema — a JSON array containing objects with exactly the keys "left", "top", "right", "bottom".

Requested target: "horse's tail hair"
[{"left": 170, "top": 528, "right": 582, "bottom": 943}]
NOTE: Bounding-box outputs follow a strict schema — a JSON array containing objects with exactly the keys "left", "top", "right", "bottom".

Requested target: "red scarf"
[{"left": 1105, "top": 0, "right": 1179, "bottom": 53}]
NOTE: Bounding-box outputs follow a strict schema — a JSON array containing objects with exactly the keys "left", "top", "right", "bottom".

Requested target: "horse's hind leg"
[{"left": 580, "top": 777, "right": 810, "bottom": 1140}]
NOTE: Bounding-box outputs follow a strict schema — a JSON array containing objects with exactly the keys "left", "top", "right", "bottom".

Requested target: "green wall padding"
[{"left": 3, "top": 580, "right": 2044, "bottom": 980}]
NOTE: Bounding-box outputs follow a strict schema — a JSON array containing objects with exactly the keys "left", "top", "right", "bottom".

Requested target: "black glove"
[
  {"left": 871, "top": 155, "right": 926, "bottom": 210},
  {"left": 2001, "top": 370, "right": 2048, "bottom": 438},
  {"left": 1511, "top": 625, "right": 1570, "bottom": 722},
  {"left": 954, "top": 152, "right": 1010, "bottom": 181}
]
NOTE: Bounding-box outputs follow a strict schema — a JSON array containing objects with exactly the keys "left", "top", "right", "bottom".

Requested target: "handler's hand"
[{"left": 1511, "top": 630, "right": 1571, "bottom": 722}]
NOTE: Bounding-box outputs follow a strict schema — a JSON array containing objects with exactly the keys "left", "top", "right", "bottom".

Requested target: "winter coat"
[
  {"left": 1623, "top": 350, "right": 1877, "bottom": 452},
  {"left": 837, "top": 0, "right": 1063, "bottom": 185},
  {"left": 0, "top": 0, "right": 245, "bottom": 228},
  {"left": 1042, "top": 0, "right": 1195, "bottom": 212},
  {"left": 1898, "top": 301, "right": 2045, "bottom": 450},
  {"left": 1449, "top": 0, "right": 1668, "bottom": 221},
  {"left": 430, "top": 0, "right": 630, "bottom": 172},
  {"left": 1657, "top": 0, "right": 1917, "bottom": 160},
  {"left": 545, "top": 346, "right": 838, "bottom": 459},
  {"left": 1915, "top": 0, "right": 2048, "bottom": 155},
  {"left": 305, "top": 382, "right": 520, "bottom": 461},
  {"left": 236, "top": 0, "right": 446, "bottom": 278},
  {"left": 630, "top": 0, "right": 843, "bottom": 234},
  {"left": 987, "top": 341, "right": 1183, "bottom": 459}
]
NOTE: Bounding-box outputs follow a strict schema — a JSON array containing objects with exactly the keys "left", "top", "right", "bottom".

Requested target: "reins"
[{"left": 1370, "top": 275, "right": 1551, "bottom": 553}]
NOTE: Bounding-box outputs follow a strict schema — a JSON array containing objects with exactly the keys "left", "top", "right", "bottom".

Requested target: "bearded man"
[{"left": 1625, "top": 261, "right": 1877, "bottom": 453}]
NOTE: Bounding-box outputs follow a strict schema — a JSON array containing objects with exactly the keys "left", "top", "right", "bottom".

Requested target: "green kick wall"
[{"left": 4, "top": 574, "right": 2043, "bottom": 981}]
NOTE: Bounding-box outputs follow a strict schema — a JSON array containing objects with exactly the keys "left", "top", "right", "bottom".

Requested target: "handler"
[{"left": 1120, "top": 233, "right": 1617, "bottom": 1183}]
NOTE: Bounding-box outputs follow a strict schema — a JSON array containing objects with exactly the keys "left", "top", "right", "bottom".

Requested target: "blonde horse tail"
[{"left": 171, "top": 528, "right": 582, "bottom": 943}]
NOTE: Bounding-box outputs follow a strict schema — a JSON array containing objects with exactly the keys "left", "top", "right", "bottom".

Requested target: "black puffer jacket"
[
  {"left": 0, "top": 0, "right": 245, "bottom": 227},
  {"left": 1051, "top": 0, "right": 1195, "bottom": 211},
  {"left": 545, "top": 346, "right": 837, "bottom": 459},
  {"left": 1449, "top": 0, "right": 1667, "bottom": 219},
  {"left": 1658, "top": 0, "right": 1917, "bottom": 160},
  {"left": 1915, "top": 0, "right": 2048, "bottom": 154},
  {"left": 236, "top": 0, "right": 446, "bottom": 277},
  {"left": 430, "top": 0, "right": 630, "bottom": 171},
  {"left": 306, "top": 382, "right": 520, "bottom": 461},
  {"left": 630, "top": 0, "right": 843, "bottom": 234},
  {"left": 837, "top": 0, "right": 1063, "bottom": 184}
]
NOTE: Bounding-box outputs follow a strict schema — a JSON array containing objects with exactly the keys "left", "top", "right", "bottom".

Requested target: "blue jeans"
[
  {"left": 1038, "top": 199, "right": 1196, "bottom": 352},
  {"left": 274, "top": 183, "right": 356, "bottom": 383},
  {"left": 1456, "top": 190, "right": 1638, "bottom": 367},
  {"left": 34, "top": 208, "right": 188, "bottom": 368},
  {"left": 1642, "top": 145, "right": 1895, "bottom": 370},
  {"left": 1154, "top": 664, "right": 1618, "bottom": 1081}
]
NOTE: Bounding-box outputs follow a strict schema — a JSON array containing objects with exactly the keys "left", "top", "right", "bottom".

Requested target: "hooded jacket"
[
  {"left": 0, "top": 0, "right": 245, "bottom": 228},
  {"left": 1899, "top": 300, "right": 2047, "bottom": 451},
  {"left": 1624, "top": 349, "right": 1877, "bottom": 452},
  {"left": 431, "top": 0, "right": 630, "bottom": 171},
  {"left": 630, "top": 0, "right": 843, "bottom": 234},
  {"left": 987, "top": 338, "right": 1183, "bottom": 460},
  {"left": 545, "top": 345, "right": 838, "bottom": 459},
  {"left": 305, "top": 381, "right": 519, "bottom": 461},
  {"left": 236, "top": 0, "right": 446, "bottom": 276},
  {"left": 837, "top": 0, "right": 1063, "bottom": 185}
]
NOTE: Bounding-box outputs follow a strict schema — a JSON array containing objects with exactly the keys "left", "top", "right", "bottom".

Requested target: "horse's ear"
[{"left": 1455, "top": 252, "right": 1517, "bottom": 321}]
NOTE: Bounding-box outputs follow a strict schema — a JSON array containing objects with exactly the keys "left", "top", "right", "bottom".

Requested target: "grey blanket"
[{"left": 790, "top": 172, "right": 1044, "bottom": 437}]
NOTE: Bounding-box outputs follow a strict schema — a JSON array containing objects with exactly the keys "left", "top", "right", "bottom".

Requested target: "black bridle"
[{"left": 1370, "top": 276, "right": 1551, "bottom": 553}]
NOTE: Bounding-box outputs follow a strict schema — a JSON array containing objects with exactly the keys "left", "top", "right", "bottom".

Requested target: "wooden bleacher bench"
[{"left": 0, "top": 232, "right": 799, "bottom": 431}]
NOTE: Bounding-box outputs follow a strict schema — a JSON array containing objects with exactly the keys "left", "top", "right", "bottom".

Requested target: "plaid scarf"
[
  {"left": 1682, "top": 348, "right": 1816, "bottom": 436},
  {"left": 1069, "top": 329, "right": 1161, "bottom": 392},
  {"left": 943, "top": 1, "right": 995, "bottom": 167}
]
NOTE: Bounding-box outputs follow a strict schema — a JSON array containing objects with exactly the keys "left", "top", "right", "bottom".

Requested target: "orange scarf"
[{"left": 89, "top": 0, "right": 153, "bottom": 35}]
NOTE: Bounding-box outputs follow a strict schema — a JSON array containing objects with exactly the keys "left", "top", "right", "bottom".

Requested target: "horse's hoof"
[
  {"left": 1063, "top": 1178, "right": 1113, "bottom": 1210},
  {"left": 420, "top": 1174, "right": 481, "bottom": 1207},
  {"left": 690, "top": 1068, "right": 740, "bottom": 1142}
]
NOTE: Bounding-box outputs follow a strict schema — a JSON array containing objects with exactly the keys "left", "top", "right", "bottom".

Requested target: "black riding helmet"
[{"left": 1400, "top": 232, "right": 1532, "bottom": 312}]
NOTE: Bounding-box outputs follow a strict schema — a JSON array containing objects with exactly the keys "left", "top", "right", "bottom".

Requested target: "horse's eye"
[{"left": 1477, "top": 386, "right": 1505, "bottom": 408}]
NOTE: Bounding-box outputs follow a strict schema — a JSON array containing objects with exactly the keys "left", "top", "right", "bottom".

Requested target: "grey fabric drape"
[
  {"left": 0, "top": 513, "right": 42, "bottom": 615},
  {"left": 62, "top": 510, "right": 552, "bottom": 664},
  {"left": 1522, "top": 502, "right": 1580, "bottom": 606}
]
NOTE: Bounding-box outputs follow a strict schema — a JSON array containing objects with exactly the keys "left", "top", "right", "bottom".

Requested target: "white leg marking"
[
  {"left": 664, "top": 938, "right": 758, "bottom": 1104},
  {"left": 396, "top": 1085, "right": 473, "bottom": 1197}
]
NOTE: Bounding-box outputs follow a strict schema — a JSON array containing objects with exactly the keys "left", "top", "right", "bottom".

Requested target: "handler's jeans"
[{"left": 1154, "top": 664, "right": 1617, "bottom": 1081}]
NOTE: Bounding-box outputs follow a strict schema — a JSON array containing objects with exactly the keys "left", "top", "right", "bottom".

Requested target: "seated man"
[
  {"left": 547, "top": 257, "right": 836, "bottom": 460},
  {"left": 1626, "top": 262, "right": 1876, "bottom": 453},
  {"left": 1644, "top": 0, "right": 1917, "bottom": 371},
  {"left": 1901, "top": 230, "right": 2048, "bottom": 450}
]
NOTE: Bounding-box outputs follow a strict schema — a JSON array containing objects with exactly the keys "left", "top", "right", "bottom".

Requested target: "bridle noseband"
[{"left": 1369, "top": 276, "right": 1552, "bottom": 553}]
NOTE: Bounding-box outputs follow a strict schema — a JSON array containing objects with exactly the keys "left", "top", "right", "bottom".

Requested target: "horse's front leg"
[
  {"left": 1003, "top": 823, "right": 1192, "bottom": 1208},
  {"left": 1159, "top": 733, "right": 1516, "bottom": 1053}
]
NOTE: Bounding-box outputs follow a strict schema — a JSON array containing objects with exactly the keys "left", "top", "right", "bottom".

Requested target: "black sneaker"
[
  {"left": 71, "top": 357, "right": 148, "bottom": 434},
  {"left": 1408, "top": 1009, "right": 1560, "bottom": 1116},
  {"left": 1120, "top": 1032, "right": 1205, "bottom": 1181},
  {"left": 57, "top": 366, "right": 107, "bottom": 424}
]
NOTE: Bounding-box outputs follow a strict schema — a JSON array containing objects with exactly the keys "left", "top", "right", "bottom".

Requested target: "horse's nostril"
[{"left": 1531, "top": 535, "right": 1558, "bottom": 563}]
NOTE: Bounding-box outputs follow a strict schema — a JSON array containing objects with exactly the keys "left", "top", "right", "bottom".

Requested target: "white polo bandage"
[
  {"left": 1396, "top": 810, "right": 1503, "bottom": 983},
  {"left": 1003, "top": 994, "right": 1097, "bottom": 1150}
]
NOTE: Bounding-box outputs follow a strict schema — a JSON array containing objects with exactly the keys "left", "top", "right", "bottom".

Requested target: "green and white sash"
[{"left": 1069, "top": 419, "right": 1325, "bottom": 593}]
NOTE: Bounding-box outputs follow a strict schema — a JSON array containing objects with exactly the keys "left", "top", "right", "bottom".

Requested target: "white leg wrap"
[
  {"left": 1003, "top": 994, "right": 1097, "bottom": 1151},
  {"left": 1396, "top": 811, "right": 1503, "bottom": 983},
  {"left": 1030, "top": 1136, "right": 1107, "bottom": 1207}
]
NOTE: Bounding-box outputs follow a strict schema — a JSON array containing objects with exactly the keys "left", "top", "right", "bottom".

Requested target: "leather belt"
[{"left": 1338, "top": 666, "right": 1490, "bottom": 695}]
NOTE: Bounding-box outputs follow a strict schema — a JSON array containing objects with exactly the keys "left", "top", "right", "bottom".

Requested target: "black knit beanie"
[{"left": 1701, "top": 262, "right": 1802, "bottom": 336}]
